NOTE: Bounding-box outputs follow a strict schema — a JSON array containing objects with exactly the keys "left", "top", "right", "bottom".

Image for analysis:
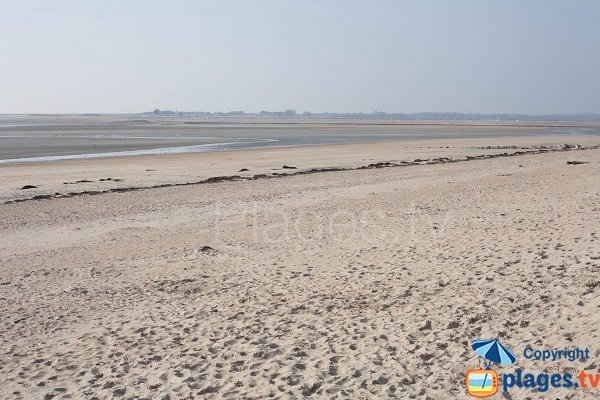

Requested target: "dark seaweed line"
[{"left": 5, "top": 145, "right": 598, "bottom": 205}]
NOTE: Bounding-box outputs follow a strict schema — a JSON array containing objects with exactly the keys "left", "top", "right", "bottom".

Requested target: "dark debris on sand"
[
  {"left": 6, "top": 144, "right": 599, "bottom": 205},
  {"left": 566, "top": 161, "right": 589, "bottom": 165},
  {"left": 195, "top": 246, "right": 218, "bottom": 256}
]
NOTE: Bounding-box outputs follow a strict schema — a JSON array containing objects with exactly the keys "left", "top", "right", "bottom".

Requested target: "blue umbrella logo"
[
  {"left": 471, "top": 339, "right": 516, "bottom": 391},
  {"left": 472, "top": 339, "right": 516, "bottom": 368}
]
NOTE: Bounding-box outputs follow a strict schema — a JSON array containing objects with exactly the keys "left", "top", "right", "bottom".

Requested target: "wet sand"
[{"left": 2, "top": 115, "right": 599, "bottom": 162}]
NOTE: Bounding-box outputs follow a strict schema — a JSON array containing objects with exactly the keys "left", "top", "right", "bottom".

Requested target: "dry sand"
[{"left": 1, "top": 137, "right": 599, "bottom": 399}]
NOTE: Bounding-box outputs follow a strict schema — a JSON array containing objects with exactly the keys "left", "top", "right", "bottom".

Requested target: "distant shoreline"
[{"left": 9, "top": 110, "right": 599, "bottom": 122}]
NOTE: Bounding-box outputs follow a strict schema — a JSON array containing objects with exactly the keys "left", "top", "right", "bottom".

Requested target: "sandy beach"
[
  {"left": 1, "top": 132, "right": 599, "bottom": 399},
  {"left": 4, "top": 0, "right": 600, "bottom": 397}
]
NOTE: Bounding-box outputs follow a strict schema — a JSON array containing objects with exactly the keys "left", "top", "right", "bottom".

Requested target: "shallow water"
[{"left": 1, "top": 117, "right": 598, "bottom": 164}]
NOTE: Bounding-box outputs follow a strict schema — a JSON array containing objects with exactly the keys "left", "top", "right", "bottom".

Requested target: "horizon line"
[{"left": 2, "top": 111, "right": 600, "bottom": 117}]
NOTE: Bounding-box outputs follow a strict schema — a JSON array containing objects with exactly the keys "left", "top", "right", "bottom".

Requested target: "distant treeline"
[{"left": 140, "top": 109, "right": 600, "bottom": 121}]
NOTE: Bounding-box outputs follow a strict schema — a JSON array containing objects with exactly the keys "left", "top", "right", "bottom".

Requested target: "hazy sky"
[{"left": 1, "top": 1, "right": 599, "bottom": 114}]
